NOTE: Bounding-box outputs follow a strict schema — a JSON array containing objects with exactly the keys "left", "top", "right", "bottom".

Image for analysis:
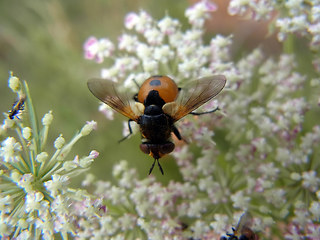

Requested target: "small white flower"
[
  {"left": 264, "top": 189, "right": 286, "bottom": 206},
  {"left": 168, "top": 31, "right": 183, "bottom": 48},
  {"left": 118, "top": 34, "right": 138, "bottom": 52},
  {"left": 130, "top": 186, "right": 148, "bottom": 206},
  {"left": 154, "top": 45, "right": 174, "bottom": 63},
  {"left": 136, "top": 43, "right": 153, "bottom": 61},
  {"left": 109, "top": 186, "right": 127, "bottom": 205},
  {"left": 25, "top": 191, "right": 44, "bottom": 213},
  {"left": 0, "top": 137, "right": 22, "bottom": 163},
  {"left": 143, "top": 59, "right": 158, "bottom": 74},
  {"left": 251, "top": 138, "right": 271, "bottom": 154},
  {"left": 18, "top": 173, "right": 34, "bottom": 193},
  {"left": 309, "top": 201, "right": 320, "bottom": 220},
  {"left": 258, "top": 163, "right": 279, "bottom": 179},
  {"left": 191, "top": 220, "right": 210, "bottom": 239},
  {"left": 135, "top": 201, "right": 151, "bottom": 218},
  {"left": 231, "top": 191, "right": 250, "bottom": 209},
  {"left": 185, "top": 0, "right": 217, "bottom": 27},
  {"left": 302, "top": 171, "right": 320, "bottom": 192},
  {"left": 51, "top": 195, "right": 68, "bottom": 214},
  {"left": 125, "top": 12, "right": 139, "bottom": 29},
  {"left": 44, "top": 174, "right": 69, "bottom": 197},
  {"left": 187, "top": 199, "right": 208, "bottom": 218},
  {"left": 125, "top": 10, "right": 152, "bottom": 33},
  {"left": 35, "top": 217, "right": 54, "bottom": 238},
  {"left": 178, "top": 59, "right": 201, "bottom": 78},
  {"left": 119, "top": 214, "right": 136, "bottom": 231},
  {"left": 115, "top": 56, "right": 140, "bottom": 74},
  {"left": 144, "top": 28, "right": 164, "bottom": 45},
  {"left": 184, "top": 29, "right": 203, "bottom": 44},
  {"left": 53, "top": 215, "right": 75, "bottom": 236},
  {"left": 210, "top": 214, "right": 229, "bottom": 234},
  {"left": 84, "top": 37, "right": 114, "bottom": 63},
  {"left": 158, "top": 16, "right": 179, "bottom": 35}
]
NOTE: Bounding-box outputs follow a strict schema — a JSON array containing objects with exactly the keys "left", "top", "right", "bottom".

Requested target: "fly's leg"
[
  {"left": 119, "top": 119, "right": 134, "bottom": 143},
  {"left": 190, "top": 106, "right": 219, "bottom": 115}
]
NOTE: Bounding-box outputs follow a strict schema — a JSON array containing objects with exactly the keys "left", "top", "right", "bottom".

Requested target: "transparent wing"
[
  {"left": 235, "top": 212, "right": 252, "bottom": 235},
  {"left": 162, "top": 75, "right": 226, "bottom": 121},
  {"left": 87, "top": 78, "right": 143, "bottom": 121}
]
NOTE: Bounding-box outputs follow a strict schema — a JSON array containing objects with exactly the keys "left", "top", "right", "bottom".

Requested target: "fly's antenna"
[
  {"left": 149, "top": 158, "right": 164, "bottom": 175},
  {"left": 157, "top": 159, "right": 164, "bottom": 175},
  {"left": 149, "top": 159, "right": 156, "bottom": 175}
]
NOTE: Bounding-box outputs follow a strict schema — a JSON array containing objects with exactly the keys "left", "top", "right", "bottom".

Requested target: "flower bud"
[
  {"left": 80, "top": 121, "right": 97, "bottom": 136},
  {"left": 4, "top": 118, "right": 15, "bottom": 129},
  {"left": 36, "top": 152, "right": 48, "bottom": 163},
  {"left": 290, "top": 172, "right": 301, "bottom": 181},
  {"left": 80, "top": 157, "right": 94, "bottom": 168},
  {"left": 63, "top": 161, "right": 78, "bottom": 171},
  {"left": 42, "top": 111, "right": 53, "bottom": 126},
  {"left": 89, "top": 150, "right": 99, "bottom": 159},
  {"left": 54, "top": 134, "right": 65, "bottom": 149},
  {"left": 10, "top": 170, "right": 22, "bottom": 183},
  {"left": 22, "top": 127, "right": 32, "bottom": 140},
  {"left": 8, "top": 73, "right": 21, "bottom": 92}
]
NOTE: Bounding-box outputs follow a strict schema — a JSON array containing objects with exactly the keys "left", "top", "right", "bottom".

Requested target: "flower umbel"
[
  {"left": 82, "top": 0, "right": 320, "bottom": 239},
  {"left": 0, "top": 73, "right": 99, "bottom": 239}
]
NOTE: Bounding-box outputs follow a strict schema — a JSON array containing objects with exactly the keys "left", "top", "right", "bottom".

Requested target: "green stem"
[
  {"left": 23, "top": 81, "right": 39, "bottom": 176},
  {"left": 283, "top": 34, "right": 294, "bottom": 54},
  {"left": 41, "top": 162, "right": 61, "bottom": 181}
]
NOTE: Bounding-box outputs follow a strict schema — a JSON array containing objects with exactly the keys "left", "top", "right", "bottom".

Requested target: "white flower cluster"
[
  {"left": 84, "top": 0, "right": 222, "bottom": 89},
  {"left": 79, "top": 0, "right": 320, "bottom": 239},
  {"left": 228, "top": 0, "right": 276, "bottom": 20},
  {"left": 276, "top": 1, "right": 320, "bottom": 47},
  {"left": 0, "top": 73, "right": 99, "bottom": 239},
  {"left": 229, "top": 0, "right": 320, "bottom": 60}
]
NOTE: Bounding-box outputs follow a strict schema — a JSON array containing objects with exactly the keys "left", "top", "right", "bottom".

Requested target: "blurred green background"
[{"left": 0, "top": 0, "right": 296, "bottom": 184}]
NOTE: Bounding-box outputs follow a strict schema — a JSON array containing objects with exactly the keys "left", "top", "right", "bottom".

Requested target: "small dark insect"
[
  {"left": 220, "top": 212, "right": 259, "bottom": 240},
  {"left": 8, "top": 95, "right": 26, "bottom": 120},
  {"left": 88, "top": 75, "right": 226, "bottom": 174}
]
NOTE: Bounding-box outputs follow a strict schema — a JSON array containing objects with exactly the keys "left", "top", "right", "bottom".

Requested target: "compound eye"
[
  {"left": 160, "top": 142, "right": 175, "bottom": 155},
  {"left": 139, "top": 144, "right": 151, "bottom": 155}
]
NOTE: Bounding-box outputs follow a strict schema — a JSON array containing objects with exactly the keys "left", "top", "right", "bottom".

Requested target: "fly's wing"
[
  {"left": 235, "top": 212, "right": 252, "bottom": 236},
  {"left": 162, "top": 75, "right": 226, "bottom": 122},
  {"left": 87, "top": 78, "right": 144, "bottom": 121}
]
